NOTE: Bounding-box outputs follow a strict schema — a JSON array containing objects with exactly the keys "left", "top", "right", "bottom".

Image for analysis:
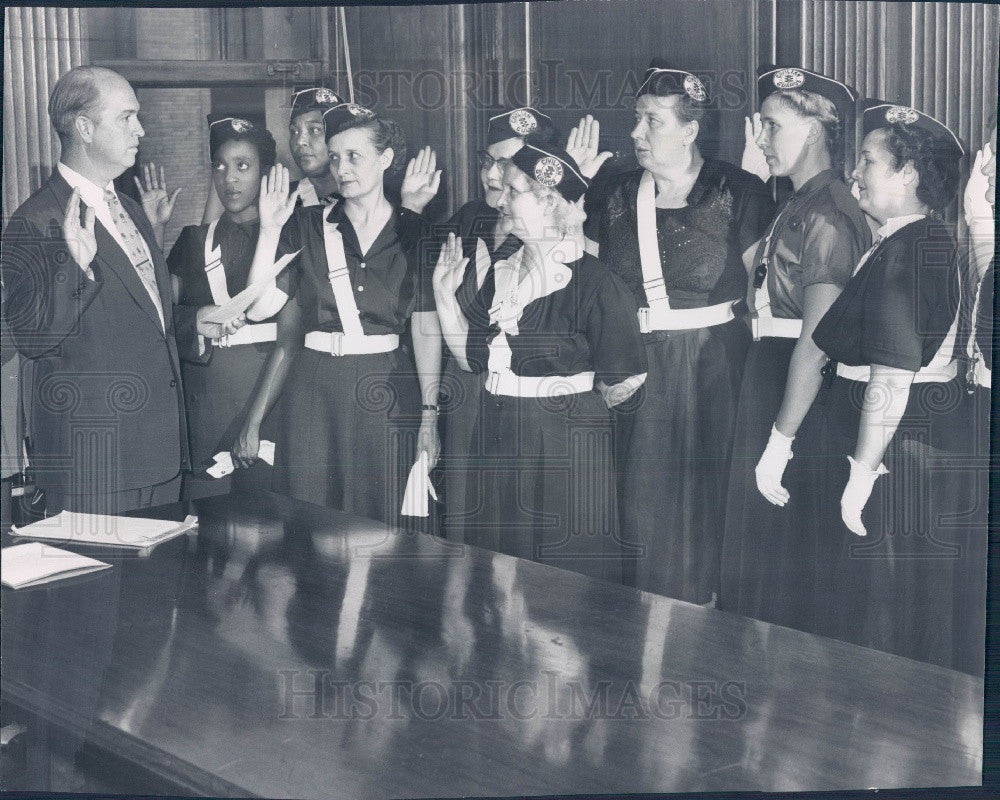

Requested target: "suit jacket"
[{"left": 1, "top": 170, "right": 199, "bottom": 495}]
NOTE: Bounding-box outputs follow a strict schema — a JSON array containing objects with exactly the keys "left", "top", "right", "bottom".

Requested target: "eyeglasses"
[{"left": 477, "top": 151, "right": 510, "bottom": 171}]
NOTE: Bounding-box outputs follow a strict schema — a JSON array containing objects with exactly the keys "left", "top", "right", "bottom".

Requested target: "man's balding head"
[{"left": 48, "top": 66, "right": 130, "bottom": 144}]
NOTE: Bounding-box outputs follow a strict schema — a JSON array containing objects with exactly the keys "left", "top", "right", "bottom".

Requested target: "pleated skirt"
[
  {"left": 274, "top": 347, "right": 421, "bottom": 527},
  {"left": 821, "top": 376, "right": 986, "bottom": 675},
  {"left": 718, "top": 338, "right": 842, "bottom": 631},
  {"left": 462, "top": 386, "right": 623, "bottom": 585},
  {"left": 617, "top": 319, "right": 750, "bottom": 603}
]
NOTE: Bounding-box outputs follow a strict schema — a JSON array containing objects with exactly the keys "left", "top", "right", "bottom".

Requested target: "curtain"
[
  {"left": 799, "top": 0, "right": 999, "bottom": 159},
  {"left": 2, "top": 6, "right": 87, "bottom": 222}
]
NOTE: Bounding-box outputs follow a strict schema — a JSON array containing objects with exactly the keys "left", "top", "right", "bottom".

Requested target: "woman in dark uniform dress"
[
  {"left": 168, "top": 116, "right": 279, "bottom": 499},
  {"left": 232, "top": 103, "right": 441, "bottom": 526},
  {"left": 813, "top": 104, "right": 985, "bottom": 675},
  {"left": 437, "top": 107, "right": 559, "bottom": 543},
  {"left": 584, "top": 61, "right": 775, "bottom": 603},
  {"left": 718, "top": 66, "right": 871, "bottom": 630},
  {"left": 434, "top": 139, "right": 647, "bottom": 584}
]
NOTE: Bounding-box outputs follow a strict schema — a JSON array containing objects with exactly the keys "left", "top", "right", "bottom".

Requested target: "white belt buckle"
[
  {"left": 329, "top": 332, "right": 344, "bottom": 357},
  {"left": 486, "top": 371, "right": 501, "bottom": 394},
  {"left": 637, "top": 307, "right": 651, "bottom": 335},
  {"left": 750, "top": 316, "right": 761, "bottom": 341}
]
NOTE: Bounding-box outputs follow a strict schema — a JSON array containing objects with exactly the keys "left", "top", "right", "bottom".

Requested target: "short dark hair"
[
  {"left": 48, "top": 66, "right": 121, "bottom": 143},
  {"left": 879, "top": 124, "right": 961, "bottom": 212},
  {"left": 328, "top": 116, "right": 408, "bottom": 175},
  {"left": 211, "top": 125, "right": 278, "bottom": 172}
]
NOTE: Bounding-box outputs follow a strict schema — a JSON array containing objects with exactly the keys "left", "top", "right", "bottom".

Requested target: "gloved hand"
[
  {"left": 755, "top": 424, "right": 794, "bottom": 506},
  {"left": 840, "top": 455, "right": 889, "bottom": 536}
]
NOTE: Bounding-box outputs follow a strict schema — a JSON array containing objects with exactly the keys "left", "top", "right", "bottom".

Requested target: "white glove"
[
  {"left": 741, "top": 113, "right": 770, "bottom": 182},
  {"left": 840, "top": 455, "right": 888, "bottom": 537},
  {"left": 755, "top": 424, "right": 794, "bottom": 506}
]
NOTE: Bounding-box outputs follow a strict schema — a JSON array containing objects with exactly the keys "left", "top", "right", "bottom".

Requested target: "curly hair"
[
  {"left": 528, "top": 180, "right": 587, "bottom": 238},
  {"left": 211, "top": 126, "right": 278, "bottom": 172},
  {"left": 878, "top": 124, "right": 961, "bottom": 212},
  {"left": 328, "top": 116, "right": 408, "bottom": 175},
  {"left": 772, "top": 89, "right": 845, "bottom": 174},
  {"left": 639, "top": 74, "right": 713, "bottom": 150}
]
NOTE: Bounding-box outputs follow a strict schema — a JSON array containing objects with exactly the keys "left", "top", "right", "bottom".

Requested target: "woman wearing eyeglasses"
[
  {"left": 583, "top": 61, "right": 775, "bottom": 604},
  {"left": 718, "top": 66, "right": 871, "bottom": 632},
  {"left": 434, "top": 139, "right": 647, "bottom": 583},
  {"left": 435, "top": 107, "right": 560, "bottom": 543}
]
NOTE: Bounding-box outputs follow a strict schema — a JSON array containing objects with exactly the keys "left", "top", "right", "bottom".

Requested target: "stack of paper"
[
  {"left": 11, "top": 512, "right": 198, "bottom": 556},
  {"left": 1, "top": 542, "right": 111, "bottom": 589}
]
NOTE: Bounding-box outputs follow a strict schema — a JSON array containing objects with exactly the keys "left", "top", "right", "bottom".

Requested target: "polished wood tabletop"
[{"left": 1, "top": 492, "right": 983, "bottom": 798}]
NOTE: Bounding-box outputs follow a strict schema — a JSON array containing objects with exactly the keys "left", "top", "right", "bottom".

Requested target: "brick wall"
[{"left": 134, "top": 9, "right": 212, "bottom": 253}]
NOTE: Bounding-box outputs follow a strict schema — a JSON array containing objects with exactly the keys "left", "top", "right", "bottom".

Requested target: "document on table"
[
  {"left": 11, "top": 512, "right": 198, "bottom": 554},
  {"left": 1, "top": 542, "right": 111, "bottom": 589}
]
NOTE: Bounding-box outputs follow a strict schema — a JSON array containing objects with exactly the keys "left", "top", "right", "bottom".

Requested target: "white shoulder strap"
[
  {"left": 202, "top": 219, "right": 231, "bottom": 304},
  {"left": 321, "top": 215, "right": 366, "bottom": 337},
  {"left": 636, "top": 170, "right": 670, "bottom": 309}
]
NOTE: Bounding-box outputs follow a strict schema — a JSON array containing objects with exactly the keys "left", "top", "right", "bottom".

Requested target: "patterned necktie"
[{"left": 103, "top": 188, "right": 163, "bottom": 324}]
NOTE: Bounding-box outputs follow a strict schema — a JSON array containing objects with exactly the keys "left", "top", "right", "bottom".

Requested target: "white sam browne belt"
[
  {"left": 302, "top": 208, "right": 400, "bottom": 357},
  {"left": 635, "top": 170, "right": 737, "bottom": 332},
  {"left": 202, "top": 219, "right": 278, "bottom": 348},
  {"left": 485, "top": 369, "right": 595, "bottom": 398}
]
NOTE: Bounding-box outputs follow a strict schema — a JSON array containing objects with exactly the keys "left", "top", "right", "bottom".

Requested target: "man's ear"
[{"left": 74, "top": 114, "right": 94, "bottom": 144}]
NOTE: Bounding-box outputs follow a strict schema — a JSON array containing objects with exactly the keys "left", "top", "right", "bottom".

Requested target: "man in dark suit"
[{"left": 1, "top": 65, "right": 243, "bottom": 515}]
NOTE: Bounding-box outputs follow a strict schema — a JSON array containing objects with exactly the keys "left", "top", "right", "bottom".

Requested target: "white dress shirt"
[{"left": 58, "top": 162, "right": 163, "bottom": 329}]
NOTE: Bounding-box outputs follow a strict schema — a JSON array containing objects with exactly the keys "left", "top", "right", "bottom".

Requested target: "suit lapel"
[{"left": 48, "top": 173, "right": 165, "bottom": 337}]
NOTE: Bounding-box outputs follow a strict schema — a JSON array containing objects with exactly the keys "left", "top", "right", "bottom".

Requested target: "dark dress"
[
  {"left": 586, "top": 159, "right": 775, "bottom": 603},
  {"left": 718, "top": 169, "right": 872, "bottom": 630},
  {"left": 462, "top": 250, "right": 647, "bottom": 584},
  {"left": 272, "top": 201, "right": 433, "bottom": 525},
  {"left": 434, "top": 199, "right": 521, "bottom": 544},
  {"left": 167, "top": 215, "right": 276, "bottom": 499},
  {"left": 812, "top": 216, "right": 985, "bottom": 676}
]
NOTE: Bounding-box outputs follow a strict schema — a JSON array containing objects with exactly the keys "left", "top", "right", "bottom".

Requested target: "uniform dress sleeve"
[
  {"left": 584, "top": 269, "right": 648, "bottom": 385},
  {"left": 274, "top": 212, "right": 304, "bottom": 299},
  {"left": 799, "top": 208, "right": 865, "bottom": 289},
  {"left": 166, "top": 226, "right": 199, "bottom": 297},
  {"left": 858, "top": 237, "right": 923, "bottom": 371},
  {"left": 398, "top": 208, "right": 437, "bottom": 314}
]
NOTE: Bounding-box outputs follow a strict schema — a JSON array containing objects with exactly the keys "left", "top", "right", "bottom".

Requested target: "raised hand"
[
  {"left": 401, "top": 146, "right": 442, "bottom": 214},
  {"left": 741, "top": 113, "right": 770, "bottom": 182},
  {"left": 565, "top": 115, "right": 613, "bottom": 179},
  {"left": 433, "top": 232, "right": 469, "bottom": 298},
  {"left": 964, "top": 144, "right": 994, "bottom": 228},
  {"left": 134, "top": 163, "right": 182, "bottom": 228},
  {"left": 258, "top": 164, "right": 300, "bottom": 232},
  {"left": 63, "top": 187, "right": 97, "bottom": 272}
]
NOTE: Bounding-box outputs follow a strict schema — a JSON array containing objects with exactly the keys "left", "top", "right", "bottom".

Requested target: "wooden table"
[{"left": 1, "top": 492, "right": 983, "bottom": 797}]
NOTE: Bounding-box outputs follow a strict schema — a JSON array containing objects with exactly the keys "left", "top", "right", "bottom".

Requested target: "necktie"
[{"left": 104, "top": 188, "right": 164, "bottom": 325}]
